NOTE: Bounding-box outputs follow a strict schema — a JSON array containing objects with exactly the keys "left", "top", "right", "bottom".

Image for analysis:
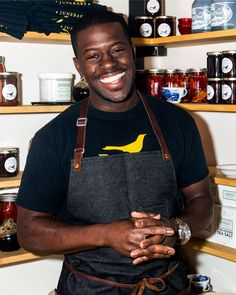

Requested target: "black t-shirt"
[{"left": 16, "top": 96, "right": 208, "bottom": 214}]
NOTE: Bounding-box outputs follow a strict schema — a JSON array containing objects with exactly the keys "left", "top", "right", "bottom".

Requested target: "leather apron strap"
[{"left": 73, "top": 93, "right": 171, "bottom": 170}]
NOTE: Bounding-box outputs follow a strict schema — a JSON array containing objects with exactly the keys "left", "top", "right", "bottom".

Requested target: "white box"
[
  {"left": 213, "top": 204, "right": 236, "bottom": 249},
  {"left": 217, "top": 185, "right": 236, "bottom": 207}
]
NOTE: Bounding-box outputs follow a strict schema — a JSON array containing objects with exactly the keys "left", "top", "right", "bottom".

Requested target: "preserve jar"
[
  {"left": 187, "top": 68, "right": 208, "bottom": 103},
  {"left": 135, "top": 69, "right": 147, "bottom": 93},
  {"left": 145, "top": 69, "right": 165, "bottom": 97},
  {"left": 221, "top": 50, "right": 236, "bottom": 78},
  {"left": 163, "top": 69, "right": 177, "bottom": 87},
  {"left": 155, "top": 16, "right": 176, "bottom": 37},
  {"left": 135, "top": 16, "right": 155, "bottom": 38},
  {"left": 0, "top": 72, "right": 21, "bottom": 106},
  {"left": 0, "top": 193, "right": 21, "bottom": 251},
  {"left": 175, "top": 69, "right": 190, "bottom": 102},
  {"left": 207, "top": 51, "right": 222, "bottom": 78},
  {"left": 144, "top": 0, "right": 165, "bottom": 16},
  {"left": 221, "top": 78, "right": 236, "bottom": 104},
  {"left": 0, "top": 148, "right": 19, "bottom": 177},
  {"left": 207, "top": 78, "right": 222, "bottom": 104},
  {"left": 0, "top": 56, "right": 6, "bottom": 72}
]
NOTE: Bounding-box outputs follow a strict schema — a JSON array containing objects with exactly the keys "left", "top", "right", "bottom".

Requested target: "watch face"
[{"left": 174, "top": 218, "right": 191, "bottom": 245}]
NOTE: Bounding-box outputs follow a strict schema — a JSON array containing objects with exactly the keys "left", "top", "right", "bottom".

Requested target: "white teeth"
[{"left": 100, "top": 72, "right": 125, "bottom": 83}]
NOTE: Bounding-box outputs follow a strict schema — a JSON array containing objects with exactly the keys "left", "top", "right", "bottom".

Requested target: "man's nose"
[{"left": 100, "top": 53, "right": 118, "bottom": 69}]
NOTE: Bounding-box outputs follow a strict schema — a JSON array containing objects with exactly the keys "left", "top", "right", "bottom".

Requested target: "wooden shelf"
[
  {"left": 0, "top": 248, "right": 45, "bottom": 267},
  {"left": 132, "top": 29, "right": 236, "bottom": 47},
  {"left": 209, "top": 166, "right": 236, "bottom": 187},
  {"left": 0, "top": 105, "right": 70, "bottom": 114},
  {"left": 0, "top": 172, "right": 22, "bottom": 189},
  {"left": 186, "top": 237, "right": 236, "bottom": 262},
  {"left": 179, "top": 104, "right": 236, "bottom": 113}
]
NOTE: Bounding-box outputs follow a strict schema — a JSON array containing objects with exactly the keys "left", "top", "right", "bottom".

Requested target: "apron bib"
[{"left": 57, "top": 95, "right": 189, "bottom": 294}]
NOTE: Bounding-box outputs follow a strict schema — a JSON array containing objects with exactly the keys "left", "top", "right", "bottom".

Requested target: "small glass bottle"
[
  {"left": 0, "top": 193, "right": 21, "bottom": 252},
  {"left": 192, "top": 0, "right": 211, "bottom": 33},
  {"left": 0, "top": 56, "right": 6, "bottom": 72}
]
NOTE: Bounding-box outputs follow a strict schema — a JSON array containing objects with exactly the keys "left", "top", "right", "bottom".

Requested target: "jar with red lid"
[
  {"left": 207, "top": 78, "right": 222, "bottom": 104},
  {"left": 144, "top": 0, "right": 165, "bottom": 17},
  {"left": 0, "top": 147, "right": 19, "bottom": 177},
  {"left": 0, "top": 193, "right": 21, "bottom": 251},
  {"left": 221, "top": 78, "right": 236, "bottom": 104},
  {"left": 145, "top": 69, "right": 165, "bottom": 98},
  {"left": 187, "top": 68, "right": 208, "bottom": 103}
]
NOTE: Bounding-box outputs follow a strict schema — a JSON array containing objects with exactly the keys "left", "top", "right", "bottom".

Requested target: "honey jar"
[
  {"left": 0, "top": 148, "right": 19, "bottom": 177},
  {"left": 0, "top": 72, "right": 21, "bottom": 106}
]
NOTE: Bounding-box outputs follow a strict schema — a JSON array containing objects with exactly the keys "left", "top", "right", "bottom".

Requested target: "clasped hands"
[{"left": 107, "top": 211, "right": 177, "bottom": 265}]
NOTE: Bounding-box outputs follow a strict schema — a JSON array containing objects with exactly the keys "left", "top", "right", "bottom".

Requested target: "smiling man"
[{"left": 16, "top": 10, "right": 213, "bottom": 295}]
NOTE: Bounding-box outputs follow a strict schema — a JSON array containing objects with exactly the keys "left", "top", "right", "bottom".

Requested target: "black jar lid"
[
  {"left": 222, "top": 50, "right": 236, "bottom": 55},
  {"left": 223, "top": 77, "right": 236, "bottom": 81},
  {"left": 135, "top": 16, "right": 154, "bottom": 20},
  {"left": 155, "top": 16, "right": 176, "bottom": 20},
  {"left": 207, "top": 51, "right": 222, "bottom": 56},
  {"left": 0, "top": 72, "right": 21, "bottom": 78},
  {"left": 208, "top": 78, "right": 223, "bottom": 81}
]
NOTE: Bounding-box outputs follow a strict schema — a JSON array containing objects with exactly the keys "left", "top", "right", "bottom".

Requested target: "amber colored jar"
[
  {"left": 145, "top": 69, "right": 165, "bottom": 97},
  {"left": 221, "top": 78, "right": 236, "bottom": 104},
  {"left": 135, "top": 69, "right": 148, "bottom": 93},
  {"left": 221, "top": 50, "right": 236, "bottom": 78},
  {"left": 163, "top": 69, "right": 177, "bottom": 87},
  {"left": 144, "top": 0, "right": 165, "bottom": 16},
  {"left": 0, "top": 148, "right": 19, "bottom": 177},
  {"left": 187, "top": 68, "right": 208, "bottom": 103},
  {"left": 207, "top": 78, "right": 222, "bottom": 104},
  {"left": 0, "top": 56, "right": 6, "bottom": 72},
  {"left": 155, "top": 16, "right": 176, "bottom": 37},
  {"left": 175, "top": 69, "right": 190, "bottom": 102},
  {"left": 0, "top": 193, "right": 21, "bottom": 251},
  {"left": 0, "top": 72, "right": 21, "bottom": 106}
]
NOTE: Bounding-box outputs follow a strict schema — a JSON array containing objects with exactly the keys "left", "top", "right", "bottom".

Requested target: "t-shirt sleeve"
[
  {"left": 177, "top": 114, "right": 209, "bottom": 188},
  {"left": 16, "top": 132, "right": 68, "bottom": 214}
]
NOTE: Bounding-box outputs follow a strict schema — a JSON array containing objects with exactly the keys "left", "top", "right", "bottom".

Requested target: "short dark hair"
[{"left": 70, "top": 10, "right": 132, "bottom": 57}]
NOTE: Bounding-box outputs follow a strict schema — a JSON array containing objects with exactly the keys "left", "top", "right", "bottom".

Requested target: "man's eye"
[
  {"left": 112, "top": 48, "right": 125, "bottom": 54},
  {"left": 86, "top": 54, "right": 100, "bottom": 60}
]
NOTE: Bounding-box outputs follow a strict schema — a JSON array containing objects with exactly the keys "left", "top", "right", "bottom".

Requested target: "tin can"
[
  {"left": 0, "top": 193, "right": 21, "bottom": 251},
  {"left": 187, "top": 68, "right": 208, "bottom": 103},
  {"left": 221, "top": 78, "right": 236, "bottom": 103},
  {"left": 144, "top": 0, "right": 165, "bottom": 16},
  {"left": 221, "top": 50, "right": 236, "bottom": 78},
  {"left": 145, "top": 69, "right": 165, "bottom": 97},
  {"left": 155, "top": 16, "right": 176, "bottom": 37},
  {"left": 0, "top": 148, "right": 19, "bottom": 177},
  {"left": 207, "top": 78, "right": 222, "bottom": 103},
  {"left": 207, "top": 51, "right": 222, "bottom": 78},
  {"left": 0, "top": 72, "right": 21, "bottom": 106},
  {"left": 135, "top": 16, "right": 155, "bottom": 38}
]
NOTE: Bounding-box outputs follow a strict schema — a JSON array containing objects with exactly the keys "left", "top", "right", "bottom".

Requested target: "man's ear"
[
  {"left": 73, "top": 57, "right": 81, "bottom": 74},
  {"left": 132, "top": 44, "right": 136, "bottom": 61}
]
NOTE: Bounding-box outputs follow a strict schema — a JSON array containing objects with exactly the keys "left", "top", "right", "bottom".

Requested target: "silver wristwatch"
[{"left": 174, "top": 218, "right": 191, "bottom": 245}]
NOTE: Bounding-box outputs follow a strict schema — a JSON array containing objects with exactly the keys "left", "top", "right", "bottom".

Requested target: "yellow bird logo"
[{"left": 102, "top": 134, "right": 147, "bottom": 154}]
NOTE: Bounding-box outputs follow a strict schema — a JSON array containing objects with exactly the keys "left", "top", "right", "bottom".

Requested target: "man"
[{"left": 16, "top": 10, "right": 213, "bottom": 295}]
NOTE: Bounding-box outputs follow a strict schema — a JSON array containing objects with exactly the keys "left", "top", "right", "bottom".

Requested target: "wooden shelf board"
[
  {"left": 0, "top": 172, "right": 23, "bottom": 189},
  {"left": 187, "top": 237, "right": 236, "bottom": 262},
  {"left": 179, "top": 104, "right": 236, "bottom": 112},
  {"left": 132, "top": 29, "right": 236, "bottom": 47},
  {"left": 209, "top": 166, "right": 236, "bottom": 187},
  {"left": 0, "top": 105, "right": 70, "bottom": 114},
  {"left": 0, "top": 248, "right": 45, "bottom": 267}
]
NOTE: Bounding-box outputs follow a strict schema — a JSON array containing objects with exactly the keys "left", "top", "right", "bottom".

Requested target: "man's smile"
[{"left": 99, "top": 71, "right": 126, "bottom": 84}]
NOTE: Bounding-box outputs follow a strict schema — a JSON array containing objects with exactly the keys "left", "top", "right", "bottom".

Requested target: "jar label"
[
  {"left": 2, "top": 84, "right": 17, "bottom": 100},
  {"left": 146, "top": 0, "right": 160, "bottom": 14},
  {"left": 4, "top": 156, "right": 17, "bottom": 173},
  {"left": 222, "top": 84, "right": 232, "bottom": 100},
  {"left": 192, "top": 7, "right": 211, "bottom": 29},
  {"left": 140, "top": 23, "right": 153, "bottom": 37},
  {"left": 211, "top": 3, "right": 233, "bottom": 27},
  {"left": 207, "top": 85, "right": 215, "bottom": 100},
  {"left": 158, "top": 23, "right": 171, "bottom": 37},
  {"left": 222, "top": 57, "right": 233, "bottom": 74},
  {"left": 0, "top": 218, "right": 17, "bottom": 238}
]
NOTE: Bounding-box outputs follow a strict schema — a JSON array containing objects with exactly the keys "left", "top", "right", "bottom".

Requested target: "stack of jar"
[
  {"left": 0, "top": 56, "right": 21, "bottom": 106},
  {"left": 192, "top": 0, "right": 236, "bottom": 33},
  {"left": 207, "top": 50, "right": 236, "bottom": 104},
  {"left": 135, "top": 0, "right": 176, "bottom": 38},
  {"left": 136, "top": 67, "right": 208, "bottom": 103}
]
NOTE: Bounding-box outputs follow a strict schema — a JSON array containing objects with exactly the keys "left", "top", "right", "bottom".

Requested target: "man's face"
[{"left": 74, "top": 22, "right": 136, "bottom": 104}]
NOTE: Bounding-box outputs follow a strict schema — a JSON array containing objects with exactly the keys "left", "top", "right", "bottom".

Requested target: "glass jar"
[
  {"left": 207, "top": 78, "right": 222, "bottom": 104},
  {"left": 0, "top": 56, "right": 6, "bottom": 72},
  {"left": 207, "top": 51, "right": 222, "bottom": 78},
  {"left": 221, "top": 50, "right": 236, "bottom": 78},
  {"left": 135, "top": 16, "right": 155, "bottom": 38},
  {"left": 187, "top": 68, "right": 208, "bottom": 103},
  {"left": 145, "top": 69, "right": 165, "bottom": 97},
  {"left": 211, "top": 0, "right": 236, "bottom": 31},
  {"left": 144, "top": 0, "right": 165, "bottom": 17},
  {"left": 0, "top": 72, "right": 21, "bottom": 106},
  {"left": 191, "top": 0, "right": 211, "bottom": 33},
  {"left": 175, "top": 69, "right": 190, "bottom": 102},
  {"left": 221, "top": 78, "right": 236, "bottom": 104},
  {"left": 155, "top": 16, "right": 176, "bottom": 37},
  {"left": 163, "top": 69, "right": 177, "bottom": 87},
  {"left": 0, "top": 193, "right": 21, "bottom": 251},
  {"left": 0, "top": 148, "right": 19, "bottom": 177}
]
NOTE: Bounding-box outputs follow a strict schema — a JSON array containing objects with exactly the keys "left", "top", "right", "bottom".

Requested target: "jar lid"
[
  {"left": 222, "top": 50, "right": 236, "bottom": 55},
  {"left": 135, "top": 16, "right": 153, "bottom": 20},
  {"left": 0, "top": 193, "right": 17, "bottom": 202},
  {"left": 38, "top": 73, "right": 74, "bottom": 79},
  {"left": 189, "top": 68, "right": 207, "bottom": 73},
  {"left": 175, "top": 68, "right": 190, "bottom": 73},
  {"left": 155, "top": 16, "right": 176, "bottom": 20},
  {"left": 165, "top": 69, "right": 175, "bottom": 74},
  {"left": 0, "top": 147, "right": 19, "bottom": 154},
  {"left": 0, "top": 56, "right": 5, "bottom": 63},
  {"left": 207, "top": 51, "right": 222, "bottom": 56},
  {"left": 208, "top": 78, "right": 223, "bottom": 81},
  {"left": 146, "top": 69, "right": 165, "bottom": 74},
  {"left": 223, "top": 78, "right": 236, "bottom": 81},
  {"left": 0, "top": 72, "right": 20, "bottom": 78}
]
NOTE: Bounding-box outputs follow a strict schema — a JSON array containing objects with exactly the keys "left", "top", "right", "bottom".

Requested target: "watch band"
[{"left": 174, "top": 217, "right": 191, "bottom": 245}]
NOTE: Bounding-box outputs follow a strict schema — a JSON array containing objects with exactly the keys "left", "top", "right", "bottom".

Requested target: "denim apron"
[{"left": 56, "top": 95, "right": 190, "bottom": 295}]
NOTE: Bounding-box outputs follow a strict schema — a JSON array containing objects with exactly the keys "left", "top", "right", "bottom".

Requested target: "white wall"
[{"left": 1, "top": 0, "right": 236, "bottom": 294}]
